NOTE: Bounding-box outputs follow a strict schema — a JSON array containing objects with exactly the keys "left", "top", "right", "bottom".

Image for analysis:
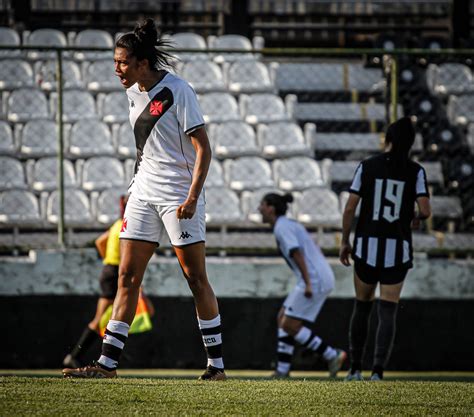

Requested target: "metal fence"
[{"left": 0, "top": 44, "right": 473, "bottom": 254}]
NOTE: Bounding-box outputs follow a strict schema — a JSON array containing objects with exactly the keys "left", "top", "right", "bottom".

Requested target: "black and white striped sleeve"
[
  {"left": 349, "top": 163, "right": 363, "bottom": 195},
  {"left": 415, "top": 166, "right": 430, "bottom": 197}
]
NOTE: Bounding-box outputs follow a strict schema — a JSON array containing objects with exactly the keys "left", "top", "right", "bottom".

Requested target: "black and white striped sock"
[
  {"left": 198, "top": 315, "right": 224, "bottom": 370},
  {"left": 97, "top": 320, "right": 129, "bottom": 370},
  {"left": 276, "top": 328, "right": 295, "bottom": 375},
  {"left": 294, "top": 327, "right": 337, "bottom": 361}
]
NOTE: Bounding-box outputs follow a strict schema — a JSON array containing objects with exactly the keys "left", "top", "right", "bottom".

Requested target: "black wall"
[{"left": 2, "top": 296, "right": 473, "bottom": 371}]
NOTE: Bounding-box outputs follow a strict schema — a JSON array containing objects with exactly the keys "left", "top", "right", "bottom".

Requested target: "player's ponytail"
[
  {"left": 116, "top": 18, "right": 174, "bottom": 70},
  {"left": 385, "top": 116, "right": 415, "bottom": 167},
  {"left": 262, "top": 193, "right": 293, "bottom": 216}
]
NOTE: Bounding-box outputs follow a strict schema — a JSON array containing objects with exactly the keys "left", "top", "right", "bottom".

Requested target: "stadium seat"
[
  {"left": 324, "top": 160, "right": 360, "bottom": 186},
  {"left": 84, "top": 59, "right": 122, "bottom": 92},
  {"left": 99, "top": 91, "right": 129, "bottom": 123},
  {"left": 223, "top": 156, "right": 274, "bottom": 191},
  {"left": 273, "top": 63, "right": 344, "bottom": 92},
  {"left": 431, "top": 196, "right": 463, "bottom": 221},
  {"left": 24, "top": 28, "right": 67, "bottom": 60},
  {"left": 0, "top": 59, "right": 34, "bottom": 90},
  {"left": 34, "top": 59, "right": 83, "bottom": 91},
  {"left": 227, "top": 60, "right": 273, "bottom": 94},
  {"left": 242, "top": 93, "right": 290, "bottom": 124},
  {"left": 81, "top": 156, "right": 125, "bottom": 191},
  {"left": 0, "top": 156, "right": 27, "bottom": 190},
  {"left": 199, "top": 93, "right": 240, "bottom": 123},
  {"left": 208, "top": 34, "right": 253, "bottom": 63},
  {"left": 204, "top": 187, "right": 243, "bottom": 225},
  {"left": 0, "top": 190, "right": 41, "bottom": 226},
  {"left": 419, "top": 161, "right": 444, "bottom": 188},
  {"left": 7, "top": 88, "right": 49, "bottom": 122},
  {"left": 211, "top": 121, "right": 259, "bottom": 159},
  {"left": 68, "top": 119, "right": 114, "bottom": 157},
  {"left": 169, "top": 32, "right": 208, "bottom": 61},
  {"left": 72, "top": 29, "right": 114, "bottom": 61},
  {"left": 95, "top": 188, "right": 128, "bottom": 224},
  {"left": 447, "top": 95, "right": 474, "bottom": 125},
  {"left": 313, "top": 133, "right": 382, "bottom": 153},
  {"left": 348, "top": 64, "right": 384, "bottom": 92},
  {"left": 241, "top": 187, "right": 288, "bottom": 223},
  {"left": 19, "top": 120, "right": 57, "bottom": 157},
  {"left": 51, "top": 89, "right": 96, "bottom": 122},
  {"left": 27, "top": 157, "right": 77, "bottom": 191},
  {"left": 295, "top": 187, "right": 342, "bottom": 228},
  {"left": 0, "top": 27, "right": 21, "bottom": 58},
  {"left": 205, "top": 159, "right": 225, "bottom": 188},
  {"left": 181, "top": 60, "right": 226, "bottom": 93},
  {"left": 426, "top": 63, "right": 474, "bottom": 96},
  {"left": 46, "top": 189, "right": 93, "bottom": 225},
  {"left": 115, "top": 122, "right": 135, "bottom": 158},
  {"left": 257, "top": 122, "right": 311, "bottom": 158},
  {"left": 0, "top": 121, "right": 16, "bottom": 154},
  {"left": 273, "top": 157, "right": 324, "bottom": 191}
]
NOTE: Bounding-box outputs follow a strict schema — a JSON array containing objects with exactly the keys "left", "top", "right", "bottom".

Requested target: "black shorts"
[
  {"left": 354, "top": 260, "right": 409, "bottom": 285},
  {"left": 99, "top": 265, "right": 119, "bottom": 299}
]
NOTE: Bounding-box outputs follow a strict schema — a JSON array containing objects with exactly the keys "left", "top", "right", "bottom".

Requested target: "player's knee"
[
  {"left": 118, "top": 268, "right": 141, "bottom": 291},
  {"left": 183, "top": 271, "right": 207, "bottom": 292}
]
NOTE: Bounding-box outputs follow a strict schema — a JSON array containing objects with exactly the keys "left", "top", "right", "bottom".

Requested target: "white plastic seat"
[
  {"left": 295, "top": 187, "right": 342, "bottom": 228},
  {"left": 204, "top": 187, "right": 243, "bottom": 225},
  {"left": 170, "top": 32, "right": 208, "bottom": 61},
  {"left": 419, "top": 161, "right": 444, "bottom": 187},
  {"left": 35, "top": 59, "right": 83, "bottom": 91},
  {"left": 241, "top": 187, "right": 285, "bottom": 223},
  {"left": 200, "top": 93, "right": 240, "bottom": 123},
  {"left": 326, "top": 160, "right": 360, "bottom": 185},
  {"left": 205, "top": 159, "right": 225, "bottom": 188},
  {"left": 431, "top": 196, "right": 463, "bottom": 220},
  {"left": 96, "top": 188, "right": 128, "bottom": 224},
  {"left": 20, "top": 120, "right": 57, "bottom": 157},
  {"left": 25, "top": 28, "right": 67, "bottom": 60},
  {"left": 28, "top": 157, "right": 77, "bottom": 191},
  {"left": 243, "top": 94, "right": 289, "bottom": 124},
  {"left": 0, "top": 121, "right": 16, "bottom": 154},
  {"left": 116, "top": 122, "right": 135, "bottom": 157},
  {"left": 47, "top": 189, "right": 93, "bottom": 225},
  {"left": 181, "top": 60, "right": 226, "bottom": 93},
  {"left": 348, "top": 64, "right": 384, "bottom": 92},
  {"left": 211, "top": 121, "right": 259, "bottom": 159},
  {"left": 313, "top": 133, "right": 382, "bottom": 152},
  {"left": 448, "top": 95, "right": 474, "bottom": 125},
  {"left": 53, "top": 89, "right": 96, "bottom": 122},
  {"left": 0, "top": 190, "right": 41, "bottom": 225},
  {"left": 274, "top": 63, "right": 344, "bottom": 92},
  {"left": 227, "top": 60, "right": 273, "bottom": 94},
  {"left": 7, "top": 88, "right": 49, "bottom": 122},
  {"left": 426, "top": 63, "right": 474, "bottom": 96},
  {"left": 209, "top": 34, "right": 253, "bottom": 63},
  {"left": 84, "top": 59, "right": 122, "bottom": 91},
  {"left": 100, "top": 92, "right": 129, "bottom": 123},
  {"left": 223, "top": 156, "right": 274, "bottom": 191},
  {"left": 273, "top": 157, "right": 324, "bottom": 191},
  {"left": 82, "top": 156, "right": 125, "bottom": 191},
  {"left": 73, "top": 29, "right": 114, "bottom": 61},
  {"left": 68, "top": 119, "right": 114, "bottom": 157},
  {"left": 0, "top": 59, "right": 34, "bottom": 90},
  {"left": 296, "top": 103, "right": 361, "bottom": 122},
  {"left": 0, "top": 27, "right": 21, "bottom": 58},
  {"left": 258, "top": 122, "right": 310, "bottom": 158},
  {"left": 0, "top": 157, "right": 27, "bottom": 190}
]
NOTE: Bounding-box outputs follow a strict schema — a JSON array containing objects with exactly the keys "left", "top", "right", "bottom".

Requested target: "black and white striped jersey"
[{"left": 349, "top": 153, "right": 429, "bottom": 268}]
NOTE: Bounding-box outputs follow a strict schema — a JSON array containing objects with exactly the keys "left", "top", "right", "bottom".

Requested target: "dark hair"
[
  {"left": 262, "top": 193, "right": 293, "bottom": 216},
  {"left": 115, "top": 18, "right": 174, "bottom": 70},
  {"left": 385, "top": 116, "right": 415, "bottom": 166}
]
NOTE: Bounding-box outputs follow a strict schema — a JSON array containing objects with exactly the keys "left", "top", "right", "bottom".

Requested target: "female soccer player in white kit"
[
  {"left": 63, "top": 18, "right": 225, "bottom": 380},
  {"left": 259, "top": 193, "right": 346, "bottom": 378}
]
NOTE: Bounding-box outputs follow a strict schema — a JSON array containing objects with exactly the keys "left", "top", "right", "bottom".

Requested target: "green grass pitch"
[{"left": 1, "top": 370, "right": 473, "bottom": 416}]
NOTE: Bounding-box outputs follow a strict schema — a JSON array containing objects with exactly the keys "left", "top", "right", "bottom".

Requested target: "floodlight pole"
[{"left": 56, "top": 49, "right": 65, "bottom": 249}]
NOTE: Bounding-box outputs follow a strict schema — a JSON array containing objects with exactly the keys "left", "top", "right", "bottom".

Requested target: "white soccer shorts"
[
  {"left": 283, "top": 286, "right": 331, "bottom": 322},
  {"left": 120, "top": 193, "right": 206, "bottom": 247}
]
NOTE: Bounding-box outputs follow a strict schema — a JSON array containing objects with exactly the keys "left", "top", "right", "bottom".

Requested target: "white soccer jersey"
[
  {"left": 126, "top": 73, "right": 206, "bottom": 205},
  {"left": 274, "top": 216, "right": 335, "bottom": 293}
]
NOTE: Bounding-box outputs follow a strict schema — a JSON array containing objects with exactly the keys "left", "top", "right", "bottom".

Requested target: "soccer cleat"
[
  {"left": 62, "top": 354, "right": 82, "bottom": 369},
  {"left": 198, "top": 365, "right": 226, "bottom": 381},
  {"left": 370, "top": 373, "right": 383, "bottom": 381},
  {"left": 345, "top": 370, "right": 364, "bottom": 381},
  {"left": 327, "top": 349, "right": 347, "bottom": 378},
  {"left": 62, "top": 361, "right": 117, "bottom": 379},
  {"left": 270, "top": 371, "right": 290, "bottom": 379}
]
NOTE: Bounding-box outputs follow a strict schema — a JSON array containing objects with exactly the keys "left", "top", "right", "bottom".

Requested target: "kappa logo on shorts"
[
  {"left": 179, "top": 231, "right": 193, "bottom": 240},
  {"left": 120, "top": 218, "right": 127, "bottom": 232}
]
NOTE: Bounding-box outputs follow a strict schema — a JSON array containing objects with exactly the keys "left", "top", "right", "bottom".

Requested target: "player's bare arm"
[
  {"left": 95, "top": 230, "right": 109, "bottom": 259},
  {"left": 340, "top": 193, "right": 360, "bottom": 266},
  {"left": 177, "top": 127, "right": 212, "bottom": 219}
]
